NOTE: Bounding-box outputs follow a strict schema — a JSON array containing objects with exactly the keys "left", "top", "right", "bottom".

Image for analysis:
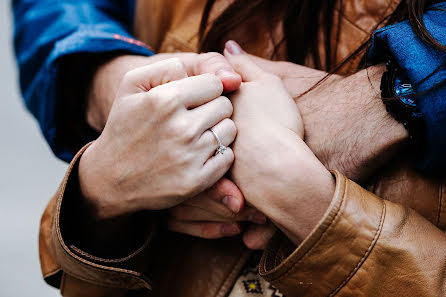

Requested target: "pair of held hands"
[{"left": 79, "top": 41, "right": 406, "bottom": 250}]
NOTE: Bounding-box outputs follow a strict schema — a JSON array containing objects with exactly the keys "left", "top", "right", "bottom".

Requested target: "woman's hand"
[
  {"left": 78, "top": 58, "right": 237, "bottom": 219},
  {"left": 224, "top": 41, "right": 335, "bottom": 245},
  {"left": 87, "top": 52, "right": 242, "bottom": 131}
]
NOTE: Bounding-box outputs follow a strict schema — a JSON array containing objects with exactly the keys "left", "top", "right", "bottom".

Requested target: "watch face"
[{"left": 395, "top": 76, "right": 415, "bottom": 98}]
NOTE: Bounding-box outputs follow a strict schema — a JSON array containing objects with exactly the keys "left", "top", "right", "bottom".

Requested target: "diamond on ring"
[
  {"left": 216, "top": 145, "right": 227, "bottom": 155},
  {"left": 210, "top": 128, "right": 227, "bottom": 155}
]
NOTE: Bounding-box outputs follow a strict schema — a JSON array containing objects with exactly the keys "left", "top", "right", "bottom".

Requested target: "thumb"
[
  {"left": 223, "top": 40, "right": 267, "bottom": 82},
  {"left": 210, "top": 178, "right": 245, "bottom": 214}
]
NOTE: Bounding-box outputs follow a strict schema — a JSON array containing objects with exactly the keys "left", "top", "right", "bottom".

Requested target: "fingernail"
[
  {"left": 215, "top": 68, "right": 236, "bottom": 77},
  {"left": 222, "top": 223, "right": 241, "bottom": 236},
  {"left": 225, "top": 40, "right": 243, "bottom": 55},
  {"left": 222, "top": 196, "right": 241, "bottom": 213},
  {"left": 248, "top": 212, "right": 267, "bottom": 224}
]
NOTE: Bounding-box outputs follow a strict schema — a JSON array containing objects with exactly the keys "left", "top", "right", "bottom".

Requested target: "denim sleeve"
[
  {"left": 13, "top": 0, "right": 154, "bottom": 162},
  {"left": 369, "top": 2, "right": 446, "bottom": 173}
]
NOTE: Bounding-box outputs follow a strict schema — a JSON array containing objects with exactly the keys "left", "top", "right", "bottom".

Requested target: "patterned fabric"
[{"left": 227, "top": 255, "right": 284, "bottom": 297}]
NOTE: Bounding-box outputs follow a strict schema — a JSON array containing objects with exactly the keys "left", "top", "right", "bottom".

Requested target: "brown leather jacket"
[{"left": 39, "top": 0, "right": 446, "bottom": 296}]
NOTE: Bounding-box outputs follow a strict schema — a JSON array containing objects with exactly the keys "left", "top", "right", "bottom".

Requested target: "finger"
[
  {"left": 197, "top": 52, "right": 242, "bottom": 92},
  {"left": 169, "top": 205, "right": 232, "bottom": 222},
  {"left": 169, "top": 204, "right": 266, "bottom": 223},
  {"left": 242, "top": 223, "right": 277, "bottom": 250},
  {"left": 148, "top": 73, "right": 223, "bottom": 109},
  {"left": 210, "top": 178, "right": 244, "bottom": 213},
  {"left": 168, "top": 219, "right": 242, "bottom": 239},
  {"left": 199, "top": 118, "right": 237, "bottom": 160},
  {"left": 199, "top": 147, "right": 234, "bottom": 190},
  {"left": 192, "top": 96, "right": 233, "bottom": 133},
  {"left": 185, "top": 178, "right": 244, "bottom": 214},
  {"left": 223, "top": 40, "right": 267, "bottom": 82},
  {"left": 118, "top": 58, "right": 188, "bottom": 96}
]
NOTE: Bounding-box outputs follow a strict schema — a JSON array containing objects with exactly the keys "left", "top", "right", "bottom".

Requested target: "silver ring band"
[{"left": 209, "top": 128, "right": 227, "bottom": 155}]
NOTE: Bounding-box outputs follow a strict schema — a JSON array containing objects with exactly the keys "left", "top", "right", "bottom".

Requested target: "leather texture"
[{"left": 39, "top": 0, "right": 446, "bottom": 296}]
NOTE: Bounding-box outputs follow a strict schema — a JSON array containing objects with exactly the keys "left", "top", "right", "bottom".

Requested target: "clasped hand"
[{"left": 79, "top": 41, "right": 334, "bottom": 250}]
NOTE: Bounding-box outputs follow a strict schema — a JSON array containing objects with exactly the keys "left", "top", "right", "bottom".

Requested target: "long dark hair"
[{"left": 199, "top": 0, "right": 445, "bottom": 72}]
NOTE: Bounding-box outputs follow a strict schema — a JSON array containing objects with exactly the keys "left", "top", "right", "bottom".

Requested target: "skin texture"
[
  {"left": 78, "top": 52, "right": 334, "bottom": 250},
  {"left": 87, "top": 53, "right": 242, "bottom": 131},
  {"left": 86, "top": 52, "right": 268, "bottom": 242},
  {"left": 80, "top": 44, "right": 407, "bottom": 249},
  {"left": 224, "top": 42, "right": 335, "bottom": 244},
  {"left": 79, "top": 58, "right": 237, "bottom": 219},
  {"left": 166, "top": 44, "right": 407, "bottom": 247},
  {"left": 249, "top": 56, "right": 408, "bottom": 182}
]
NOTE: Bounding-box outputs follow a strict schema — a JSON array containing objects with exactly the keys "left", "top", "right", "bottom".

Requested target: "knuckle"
[
  {"left": 173, "top": 119, "right": 197, "bottom": 141},
  {"left": 166, "top": 57, "right": 184, "bottom": 70},
  {"left": 202, "top": 73, "right": 223, "bottom": 94},
  {"left": 164, "top": 88, "right": 183, "bottom": 105},
  {"left": 150, "top": 87, "right": 182, "bottom": 110},
  {"left": 121, "top": 70, "right": 138, "bottom": 86},
  {"left": 165, "top": 57, "right": 188, "bottom": 77},
  {"left": 199, "top": 52, "right": 224, "bottom": 65}
]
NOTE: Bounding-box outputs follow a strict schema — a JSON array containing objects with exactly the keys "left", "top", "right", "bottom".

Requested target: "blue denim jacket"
[
  {"left": 369, "top": 2, "right": 446, "bottom": 172},
  {"left": 13, "top": 0, "right": 153, "bottom": 162},
  {"left": 13, "top": 0, "right": 446, "bottom": 172}
]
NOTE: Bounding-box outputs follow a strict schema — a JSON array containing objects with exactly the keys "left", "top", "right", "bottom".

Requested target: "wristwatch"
[{"left": 380, "top": 59, "right": 425, "bottom": 152}]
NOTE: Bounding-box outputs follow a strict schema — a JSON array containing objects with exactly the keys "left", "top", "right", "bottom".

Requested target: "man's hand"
[
  {"left": 167, "top": 178, "right": 273, "bottom": 245},
  {"left": 251, "top": 57, "right": 408, "bottom": 182},
  {"left": 87, "top": 53, "right": 242, "bottom": 131}
]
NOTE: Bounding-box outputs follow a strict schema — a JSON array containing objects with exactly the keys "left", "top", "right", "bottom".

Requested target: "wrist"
[
  {"left": 87, "top": 55, "right": 154, "bottom": 131},
  {"left": 298, "top": 65, "right": 408, "bottom": 182},
  {"left": 266, "top": 149, "right": 335, "bottom": 245},
  {"left": 78, "top": 140, "right": 132, "bottom": 220},
  {"left": 235, "top": 128, "right": 335, "bottom": 245}
]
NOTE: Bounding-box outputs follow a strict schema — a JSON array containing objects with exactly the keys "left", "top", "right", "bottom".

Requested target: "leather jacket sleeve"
[
  {"left": 39, "top": 144, "right": 446, "bottom": 297},
  {"left": 260, "top": 170, "right": 446, "bottom": 297},
  {"left": 39, "top": 144, "right": 154, "bottom": 296}
]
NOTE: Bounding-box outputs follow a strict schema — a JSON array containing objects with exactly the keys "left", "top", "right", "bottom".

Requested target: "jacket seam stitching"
[
  {"left": 61, "top": 270, "right": 124, "bottom": 290},
  {"left": 59, "top": 246, "right": 146, "bottom": 284},
  {"left": 267, "top": 177, "right": 348, "bottom": 282},
  {"left": 43, "top": 268, "right": 61, "bottom": 279},
  {"left": 53, "top": 144, "right": 150, "bottom": 289},
  {"left": 69, "top": 230, "right": 151, "bottom": 264},
  {"left": 328, "top": 200, "right": 386, "bottom": 297}
]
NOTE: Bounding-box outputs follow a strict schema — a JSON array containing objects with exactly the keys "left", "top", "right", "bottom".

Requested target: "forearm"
[
  {"left": 297, "top": 65, "right": 409, "bottom": 182},
  {"left": 254, "top": 142, "right": 335, "bottom": 245},
  {"left": 260, "top": 172, "right": 446, "bottom": 297},
  {"left": 231, "top": 123, "right": 334, "bottom": 245}
]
